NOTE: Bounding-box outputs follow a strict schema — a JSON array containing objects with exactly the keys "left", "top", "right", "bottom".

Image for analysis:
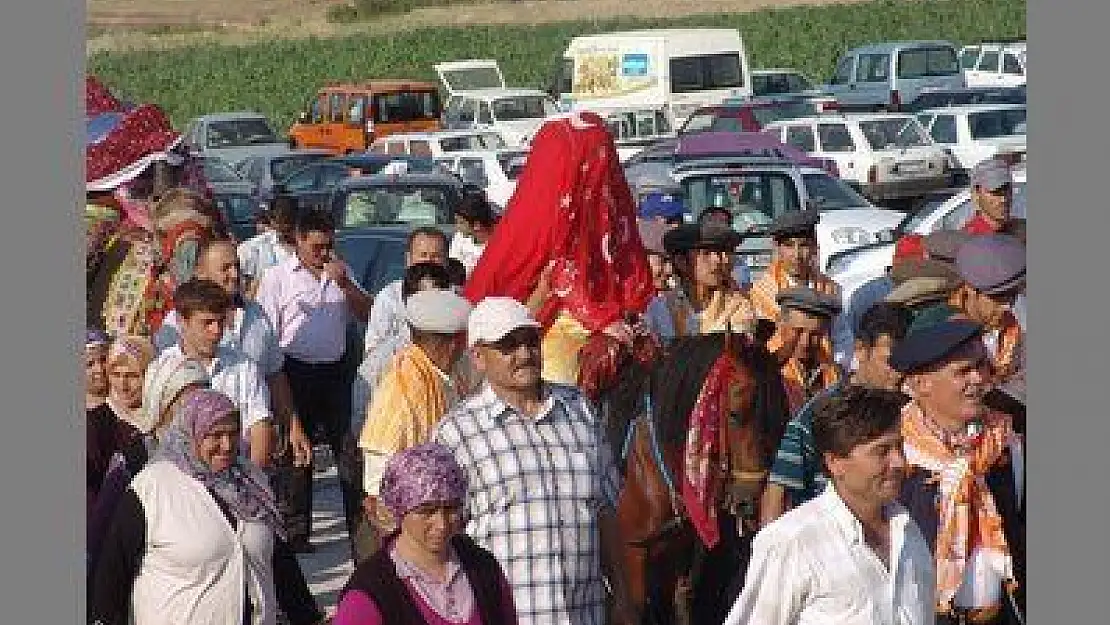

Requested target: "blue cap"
[
  {"left": 889, "top": 319, "right": 985, "bottom": 374},
  {"left": 639, "top": 192, "right": 687, "bottom": 220}
]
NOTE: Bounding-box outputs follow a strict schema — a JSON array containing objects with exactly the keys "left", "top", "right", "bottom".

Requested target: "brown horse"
[{"left": 581, "top": 328, "right": 790, "bottom": 624}]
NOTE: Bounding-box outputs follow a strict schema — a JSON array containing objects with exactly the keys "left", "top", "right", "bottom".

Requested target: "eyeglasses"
[{"left": 487, "top": 328, "right": 542, "bottom": 353}]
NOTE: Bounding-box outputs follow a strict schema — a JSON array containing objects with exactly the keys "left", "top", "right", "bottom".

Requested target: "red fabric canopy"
[
  {"left": 462, "top": 112, "right": 655, "bottom": 333},
  {"left": 86, "top": 76, "right": 123, "bottom": 118}
]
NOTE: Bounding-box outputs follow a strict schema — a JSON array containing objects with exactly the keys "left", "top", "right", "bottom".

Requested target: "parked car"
[
  {"left": 181, "top": 112, "right": 291, "bottom": 167},
  {"left": 435, "top": 59, "right": 560, "bottom": 147},
  {"left": 823, "top": 40, "right": 965, "bottom": 112},
  {"left": 197, "top": 156, "right": 259, "bottom": 242},
  {"left": 825, "top": 164, "right": 1027, "bottom": 308},
  {"left": 328, "top": 172, "right": 465, "bottom": 230},
  {"left": 287, "top": 80, "right": 443, "bottom": 154},
  {"left": 676, "top": 99, "right": 826, "bottom": 135},
  {"left": 902, "top": 85, "right": 1025, "bottom": 113},
  {"left": 751, "top": 68, "right": 829, "bottom": 100},
  {"left": 594, "top": 107, "right": 676, "bottom": 162},
  {"left": 960, "top": 41, "right": 1027, "bottom": 88},
  {"left": 273, "top": 154, "right": 442, "bottom": 213},
  {"left": 762, "top": 112, "right": 950, "bottom": 203},
  {"left": 915, "top": 103, "right": 1027, "bottom": 182},
  {"left": 236, "top": 149, "right": 334, "bottom": 208},
  {"left": 671, "top": 144, "right": 902, "bottom": 277},
  {"left": 433, "top": 148, "right": 529, "bottom": 210},
  {"left": 368, "top": 129, "right": 508, "bottom": 159}
]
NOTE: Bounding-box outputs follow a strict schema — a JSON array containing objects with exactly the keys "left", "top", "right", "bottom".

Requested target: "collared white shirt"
[
  {"left": 363, "top": 279, "right": 408, "bottom": 360},
  {"left": 254, "top": 255, "right": 363, "bottom": 364},
  {"left": 725, "top": 483, "right": 936, "bottom": 625},
  {"left": 153, "top": 344, "right": 272, "bottom": 437},
  {"left": 153, "top": 302, "right": 284, "bottom": 377}
]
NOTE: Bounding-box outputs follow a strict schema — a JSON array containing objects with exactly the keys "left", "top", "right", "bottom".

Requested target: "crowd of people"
[{"left": 85, "top": 110, "right": 1025, "bottom": 625}]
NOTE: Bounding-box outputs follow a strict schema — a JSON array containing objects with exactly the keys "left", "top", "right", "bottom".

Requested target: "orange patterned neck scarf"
[{"left": 901, "top": 401, "right": 1019, "bottom": 610}]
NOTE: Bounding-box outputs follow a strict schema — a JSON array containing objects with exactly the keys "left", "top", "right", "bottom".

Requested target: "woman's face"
[
  {"left": 193, "top": 416, "right": 240, "bottom": 473},
  {"left": 400, "top": 499, "right": 464, "bottom": 557},
  {"left": 108, "top": 358, "right": 145, "bottom": 410},
  {"left": 85, "top": 346, "right": 109, "bottom": 398}
]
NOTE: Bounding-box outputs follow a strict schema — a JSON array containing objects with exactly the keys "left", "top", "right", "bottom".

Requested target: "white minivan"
[
  {"left": 434, "top": 59, "right": 560, "bottom": 148},
  {"left": 555, "top": 29, "right": 752, "bottom": 127},
  {"left": 824, "top": 41, "right": 965, "bottom": 112}
]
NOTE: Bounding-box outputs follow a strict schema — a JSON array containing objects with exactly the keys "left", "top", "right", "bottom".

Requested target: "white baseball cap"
[{"left": 467, "top": 297, "right": 541, "bottom": 348}]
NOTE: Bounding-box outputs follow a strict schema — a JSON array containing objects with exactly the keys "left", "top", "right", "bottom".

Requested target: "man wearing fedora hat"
[
  {"left": 891, "top": 319, "right": 1025, "bottom": 625},
  {"left": 642, "top": 221, "right": 757, "bottom": 341}
]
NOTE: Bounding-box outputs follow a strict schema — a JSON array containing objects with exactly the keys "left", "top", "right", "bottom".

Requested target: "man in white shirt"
[
  {"left": 362, "top": 226, "right": 449, "bottom": 359},
  {"left": 148, "top": 278, "right": 276, "bottom": 468},
  {"left": 726, "top": 385, "right": 936, "bottom": 625},
  {"left": 449, "top": 190, "right": 499, "bottom": 277},
  {"left": 238, "top": 199, "right": 296, "bottom": 298}
]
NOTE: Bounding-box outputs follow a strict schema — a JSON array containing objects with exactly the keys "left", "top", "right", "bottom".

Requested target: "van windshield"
[
  {"left": 374, "top": 91, "right": 441, "bottom": 123},
  {"left": 206, "top": 118, "right": 278, "bottom": 148},
  {"left": 897, "top": 47, "right": 960, "bottom": 78}
]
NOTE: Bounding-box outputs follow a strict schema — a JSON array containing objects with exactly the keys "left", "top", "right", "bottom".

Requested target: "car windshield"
[
  {"left": 682, "top": 172, "right": 802, "bottom": 228},
  {"left": 439, "top": 133, "right": 507, "bottom": 152},
  {"left": 272, "top": 154, "right": 328, "bottom": 182},
  {"left": 214, "top": 195, "right": 256, "bottom": 224},
  {"left": 858, "top": 117, "right": 930, "bottom": 150},
  {"left": 968, "top": 108, "right": 1027, "bottom": 139},
  {"left": 752, "top": 72, "right": 814, "bottom": 96},
  {"left": 341, "top": 185, "right": 454, "bottom": 228},
  {"left": 205, "top": 118, "right": 278, "bottom": 148},
  {"left": 202, "top": 158, "right": 243, "bottom": 183},
  {"left": 802, "top": 173, "right": 871, "bottom": 210},
  {"left": 491, "top": 96, "right": 554, "bottom": 121}
]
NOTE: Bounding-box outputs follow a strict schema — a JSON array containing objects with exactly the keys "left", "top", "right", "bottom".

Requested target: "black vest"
[
  {"left": 341, "top": 534, "right": 510, "bottom": 625},
  {"left": 900, "top": 444, "right": 1026, "bottom": 620}
]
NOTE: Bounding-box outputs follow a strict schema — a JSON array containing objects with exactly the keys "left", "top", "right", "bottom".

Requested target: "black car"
[
  {"left": 903, "top": 85, "right": 1026, "bottom": 113},
  {"left": 327, "top": 173, "right": 464, "bottom": 230},
  {"left": 272, "top": 154, "right": 443, "bottom": 214}
]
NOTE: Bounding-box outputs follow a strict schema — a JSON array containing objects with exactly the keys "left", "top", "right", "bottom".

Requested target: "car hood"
[{"left": 816, "top": 208, "right": 906, "bottom": 273}]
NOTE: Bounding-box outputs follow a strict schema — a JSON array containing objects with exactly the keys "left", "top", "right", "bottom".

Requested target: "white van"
[
  {"left": 555, "top": 29, "right": 752, "bottom": 127},
  {"left": 434, "top": 59, "right": 560, "bottom": 148},
  {"left": 824, "top": 41, "right": 965, "bottom": 112}
]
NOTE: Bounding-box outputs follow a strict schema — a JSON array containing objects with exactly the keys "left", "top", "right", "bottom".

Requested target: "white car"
[
  {"left": 434, "top": 148, "right": 529, "bottom": 211},
  {"left": 762, "top": 112, "right": 950, "bottom": 202},
  {"left": 368, "top": 129, "right": 507, "bottom": 159},
  {"left": 435, "top": 59, "right": 560, "bottom": 147},
  {"left": 825, "top": 163, "right": 1027, "bottom": 305},
  {"left": 915, "top": 104, "right": 1026, "bottom": 181},
  {"left": 960, "top": 42, "right": 1027, "bottom": 88}
]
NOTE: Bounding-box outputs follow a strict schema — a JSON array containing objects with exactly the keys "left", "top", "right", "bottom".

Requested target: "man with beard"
[
  {"left": 642, "top": 221, "right": 757, "bottom": 340},
  {"left": 725, "top": 386, "right": 935, "bottom": 625},
  {"left": 891, "top": 319, "right": 1025, "bottom": 625}
]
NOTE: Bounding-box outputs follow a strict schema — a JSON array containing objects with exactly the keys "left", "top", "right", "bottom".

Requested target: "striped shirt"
[
  {"left": 768, "top": 382, "right": 846, "bottom": 507},
  {"left": 431, "top": 383, "right": 622, "bottom": 625}
]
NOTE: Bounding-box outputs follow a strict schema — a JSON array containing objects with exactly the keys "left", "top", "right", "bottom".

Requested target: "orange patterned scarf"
[
  {"left": 750, "top": 259, "right": 792, "bottom": 321},
  {"left": 991, "top": 312, "right": 1023, "bottom": 383},
  {"left": 901, "top": 401, "right": 1019, "bottom": 609}
]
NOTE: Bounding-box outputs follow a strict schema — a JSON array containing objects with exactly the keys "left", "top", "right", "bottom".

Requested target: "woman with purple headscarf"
[
  {"left": 334, "top": 443, "right": 518, "bottom": 625},
  {"left": 89, "top": 388, "right": 325, "bottom": 625}
]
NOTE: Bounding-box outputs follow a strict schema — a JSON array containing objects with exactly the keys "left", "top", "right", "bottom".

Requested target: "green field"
[{"left": 88, "top": 0, "right": 1026, "bottom": 132}]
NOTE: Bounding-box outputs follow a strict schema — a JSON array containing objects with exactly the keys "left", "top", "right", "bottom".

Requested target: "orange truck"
[{"left": 287, "top": 80, "right": 443, "bottom": 155}]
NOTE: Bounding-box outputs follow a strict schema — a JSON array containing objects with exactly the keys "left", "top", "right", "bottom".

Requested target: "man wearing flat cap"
[
  {"left": 359, "top": 288, "right": 473, "bottom": 549},
  {"left": 642, "top": 221, "right": 757, "bottom": 340},
  {"left": 891, "top": 319, "right": 1025, "bottom": 625},
  {"left": 964, "top": 158, "right": 1014, "bottom": 235},
  {"left": 770, "top": 287, "right": 845, "bottom": 422}
]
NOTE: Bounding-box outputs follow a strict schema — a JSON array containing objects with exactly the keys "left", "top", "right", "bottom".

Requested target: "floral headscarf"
[
  {"left": 379, "top": 443, "right": 469, "bottom": 522},
  {"left": 106, "top": 335, "right": 155, "bottom": 371},
  {"left": 154, "top": 388, "right": 284, "bottom": 539}
]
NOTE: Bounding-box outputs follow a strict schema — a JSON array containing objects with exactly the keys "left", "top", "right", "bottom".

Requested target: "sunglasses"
[{"left": 487, "top": 328, "right": 542, "bottom": 353}]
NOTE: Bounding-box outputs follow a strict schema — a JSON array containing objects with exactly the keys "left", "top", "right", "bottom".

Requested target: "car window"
[
  {"left": 283, "top": 165, "right": 323, "bottom": 192},
  {"left": 204, "top": 118, "right": 279, "bottom": 149},
  {"left": 373, "top": 91, "right": 440, "bottom": 124},
  {"left": 341, "top": 185, "right": 453, "bottom": 228},
  {"left": 272, "top": 154, "right": 328, "bottom": 182},
  {"left": 478, "top": 102, "right": 494, "bottom": 125},
  {"left": 491, "top": 96, "right": 553, "bottom": 121},
  {"left": 977, "top": 51, "right": 1001, "bottom": 72},
  {"left": 831, "top": 56, "right": 854, "bottom": 85},
  {"left": 802, "top": 173, "right": 870, "bottom": 210},
  {"left": 1003, "top": 54, "right": 1024, "bottom": 75},
  {"left": 960, "top": 47, "right": 981, "bottom": 70},
  {"left": 857, "top": 117, "right": 930, "bottom": 150},
  {"left": 669, "top": 53, "right": 745, "bottom": 93},
  {"left": 311, "top": 95, "right": 327, "bottom": 124},
  {"left": 203, "top": 158, "right": 243, "bottom": 183},
  {"left": 457, "top": 159, "right": 489, "bottom": 187},
  {"left": 320, "top": 166, "right": 350, "bottom": 189},
  {"left": 447, "top": 98, "right": 476, "bottom": 124},
  {"left": 897, "top": 47, "right": 960, "bottom": 78},
  {"left": 409, "top": 141, "right": 433, "bottom": 158},
  {"left": 968, "top": 108, "right": 1027, "bottom": 139},
  {"left": 785, "top": 126, "right": 816, "bottom": 152},
  {"left": 817, "top": 124, "right": 856, "bottom": 152},
  {"left": 927, "top": 115, "right": 958, "bottom": 144},
  {"left": 330, "top": 93, "right": 346, "bottom": 123},
  {"left": 348, "top": 96, "right": 366, "bottom": 125},
  {"left": 710, "top": 117, "right": 747, "bottom": 133},
  {"left": 679, "top": 113, "right": 717, "bottom": 135},
  {"left": 214, "top": 195, "right": 256, "bottom": 225},
  {"left": 682, "top": 172, "right": 802, "bottom": 223},
  {"left": 753, "top": 73, "right": 807, "bottom": 97},
  {"left": 856, "top": 54, "right": 890, "bottom": 83},
  {"left": 386, "top": 142, "right": 407, "bottom": 156}
]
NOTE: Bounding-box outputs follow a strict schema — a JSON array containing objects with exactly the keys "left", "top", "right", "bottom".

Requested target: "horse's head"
[{"left": 577, "top": 327, "right": 662, "bottom": 402}]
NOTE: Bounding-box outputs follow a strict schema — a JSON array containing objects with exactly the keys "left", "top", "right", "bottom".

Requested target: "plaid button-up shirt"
[{"left": 431, "top": 382, "right": 623, "bottom": 625}]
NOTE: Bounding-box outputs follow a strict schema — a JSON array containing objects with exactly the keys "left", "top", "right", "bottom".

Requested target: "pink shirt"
[{"left": 254, "top": 255, "right": 360, "bottom": 364}]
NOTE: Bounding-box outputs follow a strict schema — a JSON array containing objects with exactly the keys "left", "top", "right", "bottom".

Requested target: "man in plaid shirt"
[{"left": 432, "top": 297, "right": 638, "bottom": 625}]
